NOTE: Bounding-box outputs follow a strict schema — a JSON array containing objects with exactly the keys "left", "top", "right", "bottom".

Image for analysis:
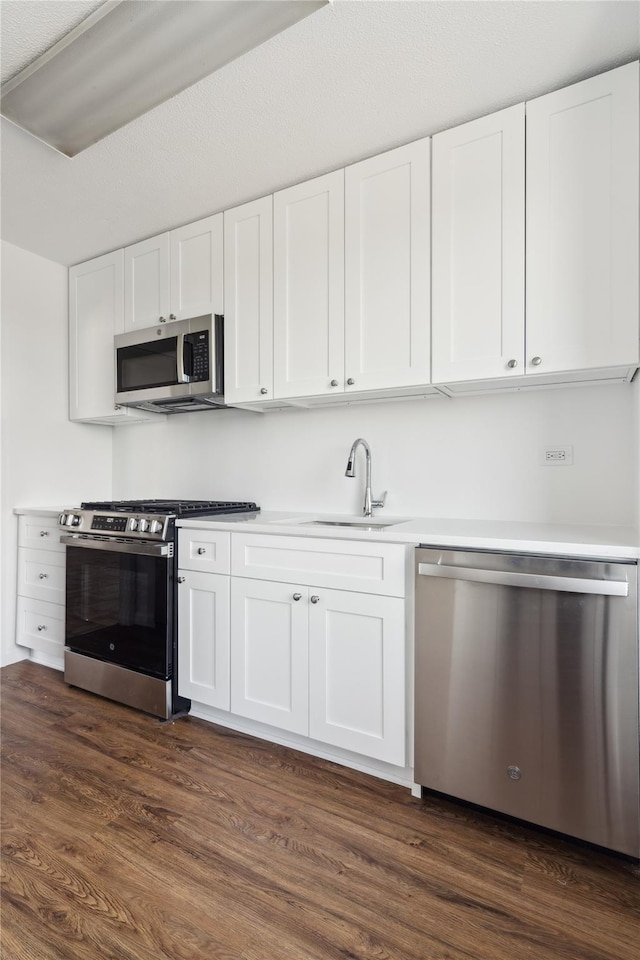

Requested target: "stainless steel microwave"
[{"left": 115, "top": 314, "right": 225, "bottom": 413}]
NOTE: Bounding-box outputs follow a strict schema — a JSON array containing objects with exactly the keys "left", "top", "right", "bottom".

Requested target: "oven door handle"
[{"left": 61, "top": 535, "right": 172, "bottom": 558}]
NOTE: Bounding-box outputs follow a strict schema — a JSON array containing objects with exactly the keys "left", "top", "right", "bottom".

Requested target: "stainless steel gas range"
[{"left": 58, "top": 499, "right": 259, "bottom": 719}]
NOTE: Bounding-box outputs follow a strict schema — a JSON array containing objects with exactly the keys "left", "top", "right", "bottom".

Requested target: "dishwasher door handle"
[{"left": 417, "top": 563, "right": 629, "bottom": 597}]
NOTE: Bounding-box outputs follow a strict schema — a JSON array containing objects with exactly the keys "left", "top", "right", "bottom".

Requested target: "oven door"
[{"left": 63, "top": 537, "right": 173, "bottom": 680}]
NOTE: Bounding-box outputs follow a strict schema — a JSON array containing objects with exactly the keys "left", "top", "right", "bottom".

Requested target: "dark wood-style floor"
[{"left": 1, "top": 661, "right": 639, "bottom": 960}]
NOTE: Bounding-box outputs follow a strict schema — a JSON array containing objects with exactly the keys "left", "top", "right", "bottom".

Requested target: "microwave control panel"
[{"left": 187, "top": 331, "right": 209, "bottom": 382}]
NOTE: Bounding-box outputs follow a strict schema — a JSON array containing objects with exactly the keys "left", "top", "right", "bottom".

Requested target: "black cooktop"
[{"left": 81, "top": 499, "right": 259, "bottom": 517}]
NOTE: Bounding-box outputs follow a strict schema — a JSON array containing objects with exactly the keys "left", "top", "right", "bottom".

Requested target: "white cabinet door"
[
  {"left": 432, "top": 104, "right": 525, "bottom": 383},
  {"left": 124, "top": 232, "right": 170, "bottom": 330},
  {"left": 308, "top": 589, "right": 405, "bottom": 765},
  {"left": 230, "top": 578, "right": 309, "bottom": 734},
  {"left": 170, "top": 214, "right": 223, "bottom": 321},
  {"left": 345, "top": 139, "right": 430, "bottom": 392},
  {"left": 16, "top": 596, "right": 65, "bottom": 659},
  {"left": 17, "top": 548, "right": 65, "bottom": 606},
  {"left": 526, "top": 62, "right": 639, "bottom": 374},
  {"left": 18, "top": 515, "right": 64, "bottom": 553},
  {"left": 273, "top": 170, "right": 345, "bottom": 399},
  {"left": 69, "top": 250, "right": 146, "bottom": 424},
  {"left": 224, "top": 197, "right": 274, "bottom": 404},
  {"left": 177, "top": 571, "right": 230, "bottom": 710},
  {"left": 70, "top": 251, "right": 161, "bottom": 424}
]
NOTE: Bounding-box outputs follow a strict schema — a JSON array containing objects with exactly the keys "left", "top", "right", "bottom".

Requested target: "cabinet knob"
[
  {"left": 169, "top": 314, "right": 176, "bottom": 321},
  {"left": 292, "top": 592, "right": 302, "bottom": 601},
  {"left": 159, "top": 316, "right": 167, "bottom": 323},
  {"left": 310, "top": 595, "right": 320, "bottom": 604},
  {"left": 531, "top": 356, "right": 542, "bottom": 366},
  {"left": 114, "top": 405, "right": 121, "bottom": 411},
  {"left": 37, "top": 624, "right": 47, "bottom": 632},
  {"left": 260, "top": 388, "right": 268, "bottom": 395},
  {"left": 40, "top": 530, "right": 49, "bottom": 537},
  {"left": 38, "top": 573, "right": 48, "bottom": 580},
  {"left": 330, "top": 380, "right": 339, "bottom": 388},
  {"left": 177, "top": 576, "right": 185, "bottom": 584},
  {"left": 197, "top": 547, "right": 206, "bottom": 555},
  {"left": 346, "top": 378, "right": 355, "bottom": 386},
  {"left": 507, "top": 359, "right": 517, "bottom": 369}
]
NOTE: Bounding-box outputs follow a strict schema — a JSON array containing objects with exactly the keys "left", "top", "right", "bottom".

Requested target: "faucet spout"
[{"left": 344, "top": 438, "right": 387, "bottom": 517}]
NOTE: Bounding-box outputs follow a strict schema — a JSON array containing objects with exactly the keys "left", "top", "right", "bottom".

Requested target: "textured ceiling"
[{"left": 1, "top": 0, "right": 639, "bottom": 267}]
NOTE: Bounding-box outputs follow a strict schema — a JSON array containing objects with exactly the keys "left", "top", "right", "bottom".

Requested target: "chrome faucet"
[{"left": 345, "top": 438, "right": 387, "bottom": 518}]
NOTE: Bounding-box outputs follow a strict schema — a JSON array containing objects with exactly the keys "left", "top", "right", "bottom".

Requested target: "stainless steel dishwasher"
[{"left": 414, "top": 547, "right": 639, "bottom": 857}]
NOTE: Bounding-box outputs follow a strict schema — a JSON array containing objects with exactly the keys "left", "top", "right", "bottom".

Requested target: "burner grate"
[{"left": 80, "top": 499, "right": 259, "bottom": 517}]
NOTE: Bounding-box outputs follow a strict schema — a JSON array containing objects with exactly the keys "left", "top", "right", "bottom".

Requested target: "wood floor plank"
[{"left": 2, "top": 661, "right": 639, "bottom": 960}]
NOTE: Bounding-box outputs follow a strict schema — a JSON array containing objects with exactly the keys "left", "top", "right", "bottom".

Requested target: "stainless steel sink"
[{"left": 301, "top": 519, "right": 398, "bottom": 531}]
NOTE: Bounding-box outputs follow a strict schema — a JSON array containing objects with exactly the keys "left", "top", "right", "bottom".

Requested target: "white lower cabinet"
[
  {"left": 230, "top": 578, "right": 309, "bottom": 734},
  {"left": 308, "top": 587, "right": 405, "bottom": 764},
  {"left": 15, "top": 514, "right": 66, "bottom": 663},
  {"left": 178, "top": 529, "right": 409, "bottom": 769},
  {"left": 177, "top": 571, "right": 230, "bottom": 710},
  {"left": 230, "top": 578, "right": 405, "bottom": 764}
]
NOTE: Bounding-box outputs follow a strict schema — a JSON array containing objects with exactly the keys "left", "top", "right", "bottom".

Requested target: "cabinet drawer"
[
  {"left": 178, "top": 529, "right": 230, "bottom": 574},
  {"left": 17, "top": 548, "right": 66, "bottom": 605},
  {"left": 16, "top": 596, "right": 65, "bottom": 658},
  {"left": 231, "top": 534, "right": 406, "bottom": 597},
  {"left": 18, "top": 515, "right": 64, "bottom": 552}
]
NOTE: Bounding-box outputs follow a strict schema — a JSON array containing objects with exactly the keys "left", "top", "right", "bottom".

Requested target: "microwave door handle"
[{"left": 176, "top": 333, "right": 189, "bottom": 383}]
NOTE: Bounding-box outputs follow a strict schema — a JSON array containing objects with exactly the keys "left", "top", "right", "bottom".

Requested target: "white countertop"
[
  {"left": 14, "top": 506, "right": 639, "bottom": 559},
  {"left": 176, "top": 510, "right": 640, "bottom": 560}
]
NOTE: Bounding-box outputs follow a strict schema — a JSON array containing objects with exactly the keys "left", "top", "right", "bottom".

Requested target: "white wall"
[
  {"left": 0, "top": 241, "right": 113, "bottom": 667},
  {"left": 113, "top": 380, "right": 639, "bottom": 528}
]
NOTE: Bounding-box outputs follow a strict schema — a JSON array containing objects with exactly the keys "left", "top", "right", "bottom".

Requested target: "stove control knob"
[
  {"left": 138, "top": 518, "right": 149, "bottom": 533},
  {"left": 149, "top": 520, "right": 163, "bottom": 535},
  {"left": 129, "top": 518, "right": 139, "bottom": 532},
  {"left": 67, "top": 513, "right": 81, "bottom": 527},
  {"left": 58, "top": 513, "right": 67, "bottom": 526}
]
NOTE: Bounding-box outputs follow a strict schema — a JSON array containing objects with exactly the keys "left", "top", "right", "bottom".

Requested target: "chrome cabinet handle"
[
  {"left": 346, "top": 378, "right": 355, "bottom": 386},
  {"left": 177, "top": 576, "right": 185, "bottom": 584},
  {"left": 159, "top": 316, "right": 167, "bottom": 323},
  {"left": 330, "top": 380, "right": 339, "bottom": 387},
  {"left": 169, "top": 313, "right": 176, "bottom": 320},
  {"left": 37, "top": 624, "right": 47, "bottom": 632},
  {"left": 197, "top": 547, "right": 206, "bottom": 555},
  {"left": 40, "top": 530, "right": 49, "bottom": 537},
  {"left": 507, "top": 359, "right": 517, "bottom": 369},
  {"left": 292, "top": 593, "right": 302, "bottom": 601},
  {"left": 531, "top": 356, "right": 542, "bottom": 366},
  {"left": 310, "top": 595, "right": 320, "bottom": 604},
  {"left": 260, "top": 388, "right": 268, "bottom": 395},
  {"left": 38, "top": 573, "right": 48, "bottom": 580}
]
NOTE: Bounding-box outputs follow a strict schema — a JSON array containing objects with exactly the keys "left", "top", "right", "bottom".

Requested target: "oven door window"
[
  {"left": 117, "top": 337, "right": 179, "bottom": 392},
  {"left": 65, "top": 547, "right": 171, "bottom": 679}
]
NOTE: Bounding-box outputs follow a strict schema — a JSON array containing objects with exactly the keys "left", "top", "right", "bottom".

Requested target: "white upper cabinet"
[
  {"left": 526, "top": 62, "right": 639, "bottom": 375},
  {"left": 69, "top": 250, "right": 156, "bottom": 424},
  {"left": 224, "top": 196, "right": 274, "bottom": 404},
  {"left": 273, "top": 170, "right": 345, "bottom": 399},
  {"left": 124, "top": 232, "right": 170, "bottom": 329},
  {"left": 431, "top": 105, "right": 525, "bottom": 383},
  {"left": 170, "top": 215, "right": 224, "bottom": 321},
  {"left": 124, "top": 214, "right": 223, "bottom": 331},
  {"left": 345, "top": 139, "right": 431, "bottom": 392}
]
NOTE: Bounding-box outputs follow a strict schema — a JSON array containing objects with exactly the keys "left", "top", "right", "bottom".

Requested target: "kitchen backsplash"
[{"left": 112, "top": 380, "right": 639, "bottom": 527}]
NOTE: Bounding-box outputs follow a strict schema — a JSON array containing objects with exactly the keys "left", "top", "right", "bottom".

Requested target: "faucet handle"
[{"left": 372, "top": 491, "right": 387, "bottom": 510}]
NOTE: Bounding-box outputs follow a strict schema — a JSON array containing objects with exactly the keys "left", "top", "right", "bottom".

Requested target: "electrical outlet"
[{"left": 541, "top": 445, "right": 573, "bottom": 465}]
